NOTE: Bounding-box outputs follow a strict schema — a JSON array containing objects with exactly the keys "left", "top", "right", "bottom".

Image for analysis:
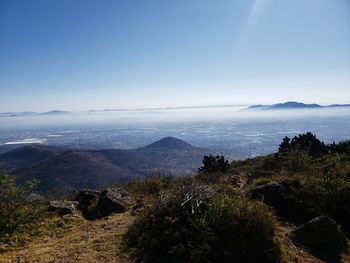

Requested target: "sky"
[{"left": 0, "top": 0, "right": 349, "bottom": 112}]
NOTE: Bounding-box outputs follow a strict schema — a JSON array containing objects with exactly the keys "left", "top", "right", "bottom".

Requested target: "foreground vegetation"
[
  {"left": 124, "top": 185, "right": 280, "bottom": 263},
  {"left": 123, "top": 133, "right": 350, "bottom": 262},
  {"left": 0, "top": 175, "right": 47, "bottom": 245},
  {"left": 1, "top": 132, "right": 350, "bottom": 262}
]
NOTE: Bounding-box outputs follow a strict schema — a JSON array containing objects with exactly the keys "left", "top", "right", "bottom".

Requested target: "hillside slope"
[
  {"left": 0, "top": 213, "right": 132, "bottom": 263},
  {"left": 0, "top": 145, "right": 61, "bottom": 172},
  {"left": 0, "top": 211, "right": 325, "bottom": 263},
  {"left": 14, "top": 151, "right": 137, "bottom": 193},
  {"left": 0, "top": 137, "right": 209, "bottom": 193}
]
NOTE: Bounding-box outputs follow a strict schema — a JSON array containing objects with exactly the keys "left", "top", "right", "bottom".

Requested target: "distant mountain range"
[
  {"left": 0, "top": 110, "right": 70, "bottom": 117},
  {"left": 247, "top": 101, "right": 350, "bottom": 111},
  {"left": 1, "top": 102, "right": 350, "bottom": 117},
  {"left": 0, "top": 137, "right": 210, "bottom": 193}
]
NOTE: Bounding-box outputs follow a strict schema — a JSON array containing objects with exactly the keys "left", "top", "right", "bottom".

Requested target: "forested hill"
[{"left": 0, "top": 137, "right": 210, "bottom": 193}]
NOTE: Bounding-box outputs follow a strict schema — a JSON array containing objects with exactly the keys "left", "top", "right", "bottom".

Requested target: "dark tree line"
[{"left": 278, "top": 132, "right": 337, "bottom": 157}]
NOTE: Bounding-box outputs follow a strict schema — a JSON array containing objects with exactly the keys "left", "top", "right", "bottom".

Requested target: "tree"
[
  {"left": 0, "top": 174, "right": 45, "bottom": 240},
  {"left": 198, "top": 155, "right": 229, "bottom": 173},
  {"left": 280, "top": 132, "right": 328, "bottom": 157},
  {"left": 278, "top": 136, "right": 291, "bottom": 154}
]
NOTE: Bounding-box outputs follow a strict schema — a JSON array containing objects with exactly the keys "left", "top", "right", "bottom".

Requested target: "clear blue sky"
[{"left": 0, "top": 0, "right": 349, "bottom": 111}]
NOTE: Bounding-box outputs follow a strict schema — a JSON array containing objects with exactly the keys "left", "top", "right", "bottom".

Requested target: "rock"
[
  {"left": 251, "top": 181, "right": 286, "bottom": 203},
  {"left": 6, "top": 241, "right": 16, "bottom": 247},
  {"left": 96, "top": 187, "right": 134, "bottom": 217},
  {"left": 229, "top": 174, "right": 248, "bottom": 189},
  {"left": 130, "top": 202, "right": 147, "bottom": 216},
  {"left": 291, "top": 216, "right": 348, "bottom": 262},
  {"left": 76, "top": 190, "right": 100, "bottom": 219},
  {"left": 252, "top": 180, "right": 327, "bottom": 226},
  {"left": 49, "top": 200, "right": 78, "bottom": 215},
  {"left": 250, "top": 180, "right": 306, "bottom": 221},
  {"left": 76, "top": 190, "right": 100, "bottom": 209}
]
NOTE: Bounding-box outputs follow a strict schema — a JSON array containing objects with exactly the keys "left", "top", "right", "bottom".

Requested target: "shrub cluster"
[
  {"left": 284, "top": 173, "right": 350, "bottom": 234},
  {"left": 278, "top": 132, "right": 328, "bottom": 157},
  {"left": 198, "top": 155, "right": 229, "bottom": 173},
  {"left": 125, "top": 175, "right": 180, "bottom": 197},
  {"left": 0, "top": 174, "right": 47, "bottom": 242},
  {"left": 124, "top": 184, "right": 281, "bottom": 263}
]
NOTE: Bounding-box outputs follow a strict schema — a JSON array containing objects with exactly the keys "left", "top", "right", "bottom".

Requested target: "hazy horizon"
[{"left": 1, "top": 100, "right": 350, "bottom": 114}]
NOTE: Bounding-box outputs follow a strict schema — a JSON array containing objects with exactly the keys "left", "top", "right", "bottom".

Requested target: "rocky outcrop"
[
  {"left": 50, "top": 187, "right": 135, "bottom": 219},
  {"left": 96, "top": 188, "right": 135, "bottom": 217},
  {"left": 291, "top": 216, "right": 348, "bottom": 262},
  {"left": 76, "top": 190, "right": 100, "bottom": 208},
  {"left": 251, "top": 181, "right": 286, "bottom": 204},
  {"left": 250, "top": 180, "right": 309, "bottom": 222},
  {"left": 48, "top": 200, "right": 78, "bottom": 215},
  {"left": 73, "top": 187, "right": 135, "bottom": 219},
  {"left": 76, "top": 190, "right": 101, "bottom": 219}
]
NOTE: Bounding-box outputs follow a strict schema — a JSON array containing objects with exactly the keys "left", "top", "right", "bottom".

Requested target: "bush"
[
  {"left": 199, "top": 155, "right": 229, "bottom": 173},
  {"left": 0, "top": 174, "right": 46, "bottom": 241},
  {"left": 125, "top": 175, "right": 176, "bottom": 196},
  {"left": 124, "top": 184, "right": 281, "bottom": 263},
  {"left": 251, "top": 171, "right": 350, "bottom": 235},
  {"left": 283, "top": 151, "right": 313, "bottom": 175},
  {"left": 291, "top": 174, "right": 350, "bottom": 234},
  {"left": 335, "top": 140, "right": 350, "bottom": 155}
]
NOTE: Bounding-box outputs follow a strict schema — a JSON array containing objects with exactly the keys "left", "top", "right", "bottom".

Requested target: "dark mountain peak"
[
  {"left": 329, "top": 104, "right": 350, "bottom": 108},
  {"left": 143, "top": 137, "right": 195, "bottom": 150},
  {"left": 0, "top": 145, "right": 62, "bottom": 172},
  {"left": 271, "top": 101, "right": 321, "bottom": 109},
  {"left": 1, "top": 138, "right": 211, "bottom": 193},
  {"left": 1, "top": 144, "right": 60, "bottom": 158},
  {"left": 248, "top": 101, "right": 322, "bottom": 110}
]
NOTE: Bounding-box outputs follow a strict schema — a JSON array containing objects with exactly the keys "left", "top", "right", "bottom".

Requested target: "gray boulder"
[
  {"left": 49, "top": 200, "right": 78, "bottom": 215},
  {"left": 291, "top": 216, "right": 348, "bottom": 262},
  {"left": 96, "top": 187, "right": 135, "bottom": 217}
]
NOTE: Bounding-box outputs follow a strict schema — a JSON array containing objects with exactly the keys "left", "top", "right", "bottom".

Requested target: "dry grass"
[
  {"left": 0, "top": 210, "right": 346, "bottom": 263},
  {"left": 0, "top": 212, "right": 133, "bottom": 263},
  {"left": 276, "top": 223, "right": 325, "bottom": 263}
]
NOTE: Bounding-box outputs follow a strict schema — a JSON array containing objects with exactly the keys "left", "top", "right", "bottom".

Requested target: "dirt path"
[{"left": 0, "top": 213, "right": 133, "bottom": 263}]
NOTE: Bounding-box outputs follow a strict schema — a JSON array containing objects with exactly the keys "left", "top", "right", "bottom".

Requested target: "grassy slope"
[
  {"left": 0, "top": 213, "right": 132, "bottom": 263},
  {"left": 0, "top": 211, "right": 327, "bottom": 263}
]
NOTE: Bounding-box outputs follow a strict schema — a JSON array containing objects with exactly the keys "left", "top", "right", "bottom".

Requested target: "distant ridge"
[
  {"left": 247, "top": 101, "right": 350, "bottom": 110},
  {"left": 42, "top": 110, "right": 70, "bottom": 115},
  {"left": 142, "top": 137, "right": 195, "bottom": 150},
  {"left": 0, "top": 137, "right": 210, "bottom": 193},
  {"left": 0, "top": 110, "right": 70, "bottom": 117}
]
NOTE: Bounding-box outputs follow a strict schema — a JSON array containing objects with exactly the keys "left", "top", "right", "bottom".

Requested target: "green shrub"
[
  {"left": 290, "top": 175, "right": 350, "bottom": 234},
  {"left": 125, "top": 175, "right": 176, "bottom": 197},
  {"left": 198, "top": 155, "right": 229, "bottom": 173},
  {"left": 278, "top": 132, "right": 328, "bottom": 157},
  {"left": 0, "top": 174, "right": 47, "bottom": 241},
  {"left": 250, "top": 171, "right": 350, "bottom": 235},
  {"left": 335, "top": 140, "right": 350, "bottom": 155},
  {"left": 283, "top": 151, "right": 313, "bottom": 174},
  {"left": 124, "top": 184, "right": 281, "bottom": 263}
]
